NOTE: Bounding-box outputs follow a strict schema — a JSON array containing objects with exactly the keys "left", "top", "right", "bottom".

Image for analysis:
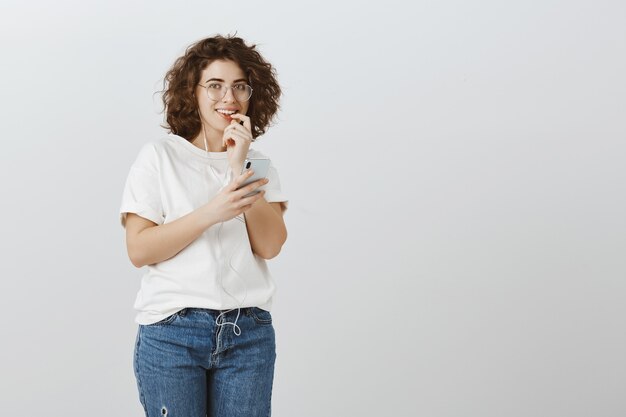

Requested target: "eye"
[
  {"left": 234, "top": 84, "right": 246, "bottom": 90},
  {"left": 208, "top": 83, "right": 223, "bottom": 89}
]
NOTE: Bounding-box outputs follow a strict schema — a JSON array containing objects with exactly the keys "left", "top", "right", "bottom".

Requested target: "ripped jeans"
[{"left": 133, "top": 307, "right": 276, "bottom": 417}]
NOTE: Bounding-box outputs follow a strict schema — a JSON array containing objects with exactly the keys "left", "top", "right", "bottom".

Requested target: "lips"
[
  {"left": 215, "top": 109, "right": 239, "bottom": 121},
  {"left": 216, "top": 109, "right": 237, "bottom": 121}
]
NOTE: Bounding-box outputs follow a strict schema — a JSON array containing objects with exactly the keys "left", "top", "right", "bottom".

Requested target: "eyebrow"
[{"left": 204, "top": 78, "right": 248, "bottom": 84}]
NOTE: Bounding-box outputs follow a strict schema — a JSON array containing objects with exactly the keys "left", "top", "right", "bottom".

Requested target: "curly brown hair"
[{"left": 159, "top": 33, "right": 282, "bottom": 141}]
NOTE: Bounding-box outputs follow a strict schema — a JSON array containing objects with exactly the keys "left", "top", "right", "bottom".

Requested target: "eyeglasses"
[{"left": 197, "top": 82, "right": 253, "bottom": 102}]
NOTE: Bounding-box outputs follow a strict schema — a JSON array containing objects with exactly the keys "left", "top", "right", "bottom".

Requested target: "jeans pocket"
[{"left": 250, "top": 307, "right": 273, "bottom": 325}]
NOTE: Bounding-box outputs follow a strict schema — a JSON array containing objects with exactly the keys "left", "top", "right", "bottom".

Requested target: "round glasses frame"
[{"left": 197, "top": 82, "right": 253, "bottom": 102}]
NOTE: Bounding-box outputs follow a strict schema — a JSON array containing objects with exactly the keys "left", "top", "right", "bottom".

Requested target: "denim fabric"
[{"left": 133, "top": 307, "right": 276, "bottom": 417}]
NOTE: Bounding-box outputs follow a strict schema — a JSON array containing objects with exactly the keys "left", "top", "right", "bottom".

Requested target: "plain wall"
[{"left": 0, "top": 0, "right": 624, "bottom": 416}]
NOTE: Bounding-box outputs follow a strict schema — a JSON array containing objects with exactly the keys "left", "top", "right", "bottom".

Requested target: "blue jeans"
[{"left": 133, "top": 307, "right": 276, "bottom": 417}]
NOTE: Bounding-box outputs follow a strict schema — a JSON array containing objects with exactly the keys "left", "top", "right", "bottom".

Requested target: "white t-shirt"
[{"left": 119, "top": 134, "right": 288, "bottom": 325}]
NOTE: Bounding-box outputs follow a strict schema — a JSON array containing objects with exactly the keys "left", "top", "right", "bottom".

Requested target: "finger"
[
  {"left": 240, "top": 190, "right": 265, "bottom": 206},
  {"left": 234, "top": 190, "right": 263, "bottom": 209},
  {"left": 223, "top": 130, "right": 238, "bottom": 147},
  {"left": 230, "top": 169, "right": 254, "bottom": 190},
  {"left": 226, "top": 122, "right": 244, "bottom": 133},
  {"left": 239, "top": 203, "right": 253, "bottom": 214},
  {"left": 226, "top": 119, "right": 246, "bottom": 131},
  {"left": 226, "top": 127, "right": 251, "bottom": 142},
  {"left": 239, "top": 169, "right": 254, "bottom": 180},
  {"left": 222, "top": 131, "right": 246, "bottom": 149},
  {"left": 227, "top": 122, "right": 251, "bottom": 137},
  {"left": 224, "top": 123, "right": 238, "bottom": 136},
  {"left": 229, "top": 113, "right": 252, "bottom": 131},
  {"left": 223, "top": 122, "right": 242, "bottom": 145},
  {"left": 236, "top": 178, "right": 268, "bottom": 198},
  {"left": 226, "top": 130, "right": 249, "bottom": 144}
]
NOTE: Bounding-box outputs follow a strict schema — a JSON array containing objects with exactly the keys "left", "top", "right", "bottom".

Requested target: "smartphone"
[{"left": 239, "top": 158, "right": 270, "bottom": 198}]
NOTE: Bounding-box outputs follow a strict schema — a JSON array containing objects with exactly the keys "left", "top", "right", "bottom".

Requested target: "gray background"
[{"left": 1, "top": 0, "right": 624, "bottom": 416}]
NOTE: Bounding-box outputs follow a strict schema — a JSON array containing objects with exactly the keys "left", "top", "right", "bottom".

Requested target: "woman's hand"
[
  {"left": 203, "top": 169, "right": 269, "bottom": 224},
  {"left": 223, "top": 113, "right": 253, "bottom": 175}
]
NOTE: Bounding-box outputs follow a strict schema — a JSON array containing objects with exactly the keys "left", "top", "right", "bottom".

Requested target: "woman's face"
[{"left": 195, "top": 59, "right": 250, "bottom": 134}]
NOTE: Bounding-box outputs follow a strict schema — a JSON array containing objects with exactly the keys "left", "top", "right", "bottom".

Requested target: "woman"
[{"left": 119, "top": 34, "right": 288, "bottom": 417}]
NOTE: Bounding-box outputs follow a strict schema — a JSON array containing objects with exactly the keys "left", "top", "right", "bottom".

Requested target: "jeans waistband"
[{"left": 178, "top": 307, "right": 253, "bottom": 317}]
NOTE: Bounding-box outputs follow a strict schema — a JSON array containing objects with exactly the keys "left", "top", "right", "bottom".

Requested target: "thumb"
[{"left": 229, "top": 169, "right": 253, "bottom": 190}]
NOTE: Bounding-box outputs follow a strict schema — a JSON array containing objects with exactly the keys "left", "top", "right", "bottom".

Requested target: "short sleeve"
[
  {"left": 258, "top": 159, "right": 289, "bottom": 213},
  {"left": 119, "top": 143, "right": 164, "bottom": 228}
]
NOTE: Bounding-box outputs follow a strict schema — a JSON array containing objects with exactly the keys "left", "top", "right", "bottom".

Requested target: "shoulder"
[
  {"left": 131, "top": 136, "right": 172, "bottom": 171},
  {"left": 247, "top": 147, "right": 269, "bottom": 159},
  {"left": 137, "top": 135, "right": 179, "bottom": 153}
]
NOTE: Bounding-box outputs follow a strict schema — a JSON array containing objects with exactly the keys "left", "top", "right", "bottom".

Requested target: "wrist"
[
  {"left": 197, "top": 202, "right": 219, "bottom": 229},
  {"left": 226, "top": 166, "right": 236, "bottom": 183},
  {"left": 230, "top": 162, "right": 243, "bottom": 178}
]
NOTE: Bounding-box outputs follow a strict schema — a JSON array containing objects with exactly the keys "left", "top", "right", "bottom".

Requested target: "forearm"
[
  {"left": 244, "top": 198, "right": 287, "bottom": 259},
  {"left": 131, "top": 207, "right": 216, "bottom": 267}
]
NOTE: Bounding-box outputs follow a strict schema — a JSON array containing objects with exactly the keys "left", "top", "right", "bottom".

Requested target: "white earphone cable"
[{"left": 202, "top": 123, "right": 249, "bottom": 336}]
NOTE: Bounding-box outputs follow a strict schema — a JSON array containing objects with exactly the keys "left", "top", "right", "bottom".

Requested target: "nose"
[{"left": 222, "top": 86, "right": 237, "bottom": 102}]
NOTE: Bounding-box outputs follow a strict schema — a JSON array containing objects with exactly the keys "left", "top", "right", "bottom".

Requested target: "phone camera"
[{"left": 245, "top": 161, "right": 251, "bottom": 169}]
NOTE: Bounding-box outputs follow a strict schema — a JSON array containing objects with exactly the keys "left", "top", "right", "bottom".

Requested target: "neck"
[{"left": 191, "top": 123, "right": 226, "bottom": 152}]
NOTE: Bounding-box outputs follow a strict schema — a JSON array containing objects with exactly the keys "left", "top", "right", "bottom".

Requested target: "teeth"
[{"left": 217, "top": 109, "right": 237, "bottom": 115}]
